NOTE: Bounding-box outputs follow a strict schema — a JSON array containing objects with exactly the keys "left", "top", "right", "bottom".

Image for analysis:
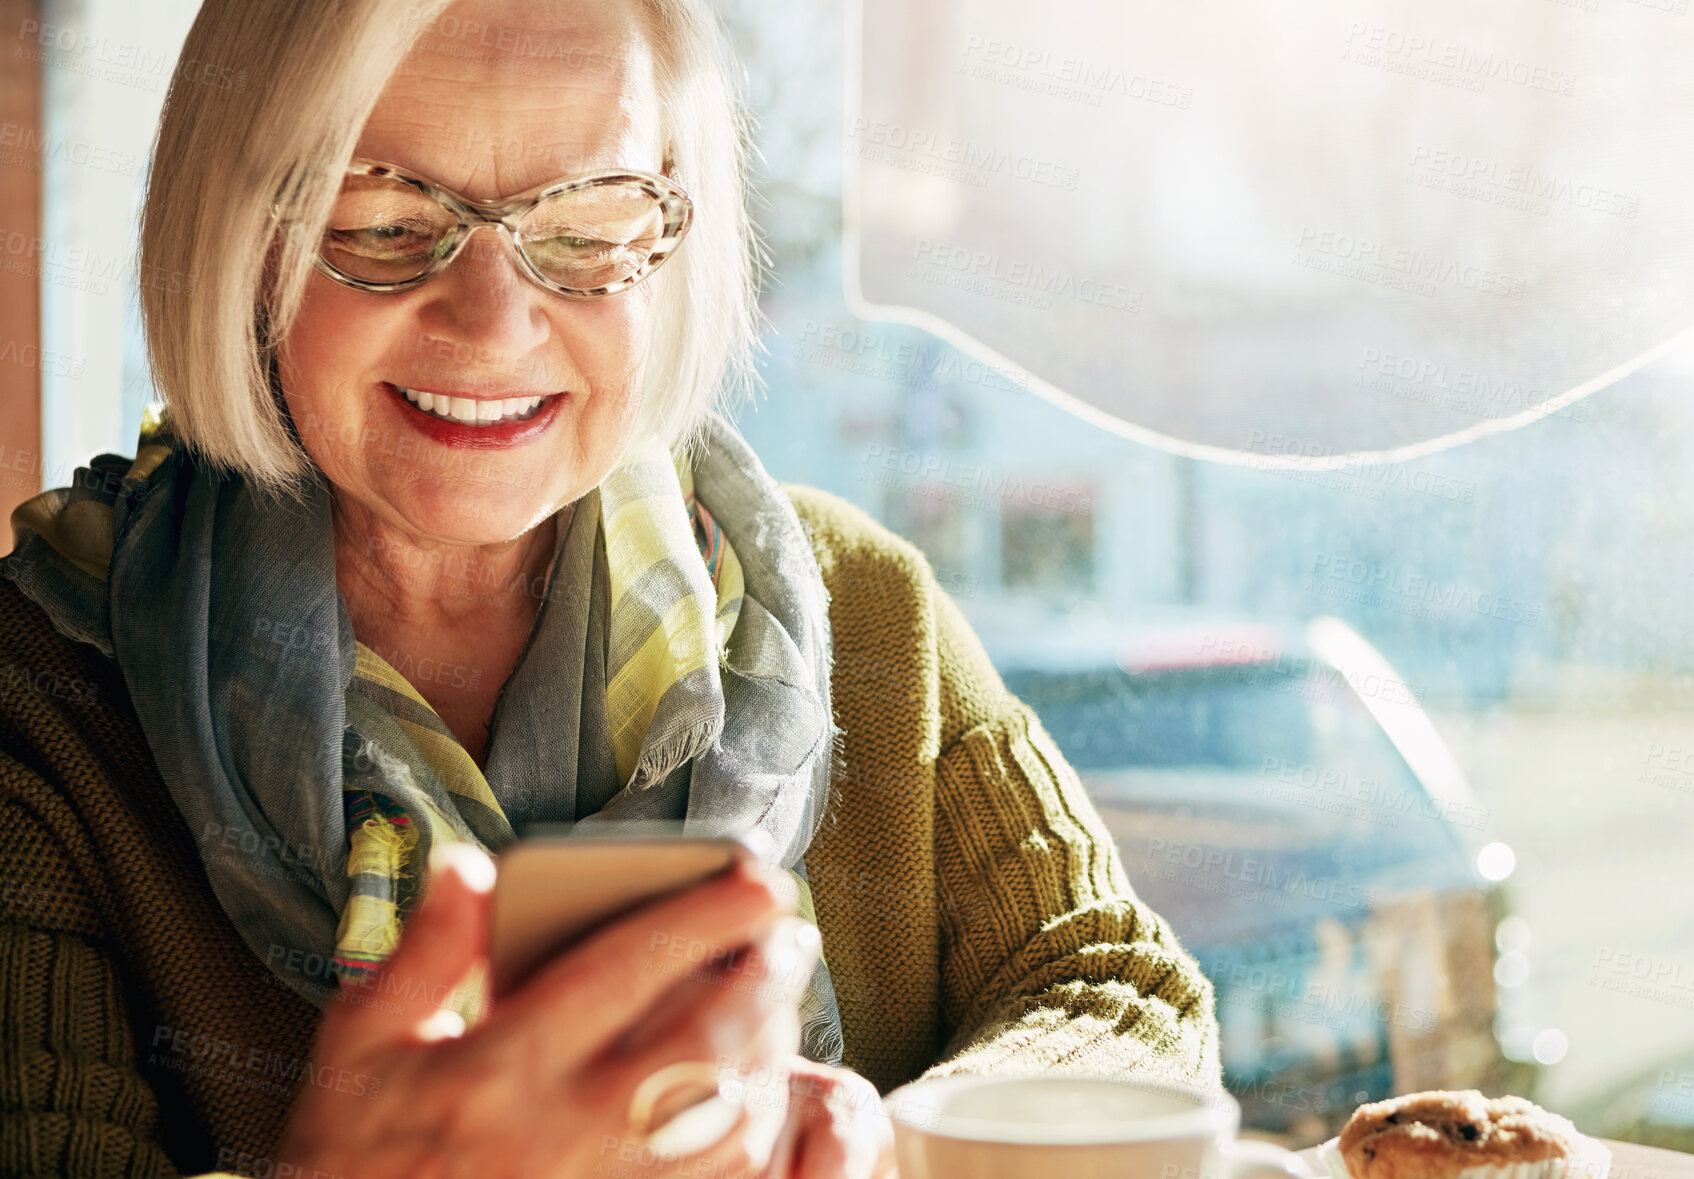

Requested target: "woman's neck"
[
  {"left": 331, "top": 499, "right": 560, "bottom": 630},
  {"left": 330, "top": 495, "right": 563, "bottom": 765}
]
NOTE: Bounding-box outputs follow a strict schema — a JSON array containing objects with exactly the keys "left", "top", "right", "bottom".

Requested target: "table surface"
[{"left": 1296, "top": 1140, "right": 1694, "bottom": 1179}]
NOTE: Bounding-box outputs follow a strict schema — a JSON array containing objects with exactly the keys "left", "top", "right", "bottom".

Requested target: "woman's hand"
[
  {"left": 763, "top": 1056, "right": 899, "bottom": 1179},
  {"left": 272, "top": 843, "right": 820, "bottom": 1179}
]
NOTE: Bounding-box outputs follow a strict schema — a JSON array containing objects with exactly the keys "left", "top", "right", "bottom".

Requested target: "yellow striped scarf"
[{"left": 333, "top": 435, "right": 819, "bottom": 1020}]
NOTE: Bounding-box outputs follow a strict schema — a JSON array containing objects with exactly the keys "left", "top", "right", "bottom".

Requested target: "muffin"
[{"left": 1323, "top": 1090, "right": 1610, "bottom": 1179}]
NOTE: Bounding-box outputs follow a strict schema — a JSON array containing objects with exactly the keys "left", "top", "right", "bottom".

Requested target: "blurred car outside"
[{"left": 975, "top": 607, "right": 1535, "bottom": 1144}]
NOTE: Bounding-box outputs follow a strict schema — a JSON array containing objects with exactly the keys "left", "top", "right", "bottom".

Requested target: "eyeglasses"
[{"left": 309, "top": 158, "right": 693, "bottom": 299}]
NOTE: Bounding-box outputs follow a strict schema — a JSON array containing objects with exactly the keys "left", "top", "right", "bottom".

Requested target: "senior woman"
[{"left": 0, "top": 0, "right": 1218, "bottom": 1175}]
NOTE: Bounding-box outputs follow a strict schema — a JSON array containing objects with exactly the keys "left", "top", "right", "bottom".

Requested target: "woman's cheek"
[
  {"left": 278, "top": 282, "right": 382, "bottom": 420},
  {"left": 566, "top": 293, "right": 647, "bottom": 396},
  {"left": 554, "top": 297, "right": 651, "bottom": 435}
]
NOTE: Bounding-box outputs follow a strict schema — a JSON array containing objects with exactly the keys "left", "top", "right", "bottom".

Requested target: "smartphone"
[{"left": 487, "top": 825, "right": 774, "bottom": 997}]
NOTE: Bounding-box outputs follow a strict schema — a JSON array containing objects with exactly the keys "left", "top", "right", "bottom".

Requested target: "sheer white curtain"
[{"left": 846, "top": 0, "right": 1694, "bottom": 463}]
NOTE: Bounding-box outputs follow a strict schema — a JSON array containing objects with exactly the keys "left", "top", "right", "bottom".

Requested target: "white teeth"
[{"left": 396, "top": 385, "right": 548, "bottom": 426}]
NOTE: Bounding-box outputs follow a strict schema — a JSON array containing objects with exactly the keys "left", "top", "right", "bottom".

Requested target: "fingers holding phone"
[
  {"left": 271, "top": 836, "right": 823, "bottom": 1179},
  {"left": 594, "top": 910, "right": 824, "bottom": 1172},
  {"left": 484, "top": 833, "right": 820, "bottom": 1170},
  {"left": 488, "top": 839, "right": 820, "bottom": 1168}
]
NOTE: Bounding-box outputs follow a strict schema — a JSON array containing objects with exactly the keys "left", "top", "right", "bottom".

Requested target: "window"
[
  {"left": 31, "top": 0, "right": 202, "bottom": 486},
  {"left": 722, "top": 0, "right": 1694, "bottom": 1147},
  {"left": 1000, "top": 491, "right": 1093, "bottom": 595}
]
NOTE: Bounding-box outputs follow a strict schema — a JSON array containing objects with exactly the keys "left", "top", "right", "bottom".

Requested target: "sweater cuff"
[{"left": 926, "top": 704, "right": 1222, "bottom": 1087}]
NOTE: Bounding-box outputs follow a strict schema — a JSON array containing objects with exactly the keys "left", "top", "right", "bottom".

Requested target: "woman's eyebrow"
[{"left": 441, "top": 142, "right": 647, "bottom": 198}]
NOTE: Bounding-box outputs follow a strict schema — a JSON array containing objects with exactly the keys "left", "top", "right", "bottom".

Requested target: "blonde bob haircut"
[{"left": 140, "top": 0, "right": 767, "bottom": 499}]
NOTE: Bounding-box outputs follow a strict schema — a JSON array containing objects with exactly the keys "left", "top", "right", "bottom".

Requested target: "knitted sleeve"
[
  {"left": 0, "top": 756, "right": 238, "bottom": 1179},
  {"left": 917, "top": 587, "right": 1222, "bottom": 1088}
]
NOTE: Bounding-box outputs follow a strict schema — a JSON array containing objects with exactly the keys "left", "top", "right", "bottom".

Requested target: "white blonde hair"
[{"left": 139, "top": 0, "right": 767, "bottom": 499}]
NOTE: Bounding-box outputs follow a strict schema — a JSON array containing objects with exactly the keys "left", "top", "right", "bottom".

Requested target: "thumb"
[{"left": 329, "top": 840, "right": 495, "bottom": 1053}]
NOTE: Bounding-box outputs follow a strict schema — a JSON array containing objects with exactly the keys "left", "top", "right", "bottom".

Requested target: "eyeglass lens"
[{"left": 320, "top": 173, "right": 669, "bottom": 290}]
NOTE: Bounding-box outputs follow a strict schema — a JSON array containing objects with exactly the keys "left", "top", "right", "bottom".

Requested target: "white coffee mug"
[{"left": 882, "top": 1072, "right": 1316, "bottom": 1179}]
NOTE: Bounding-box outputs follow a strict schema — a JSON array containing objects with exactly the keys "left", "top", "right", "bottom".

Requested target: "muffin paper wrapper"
[{"left": 1318, "top": 1133, "right": 1611, "bottom": 1179}]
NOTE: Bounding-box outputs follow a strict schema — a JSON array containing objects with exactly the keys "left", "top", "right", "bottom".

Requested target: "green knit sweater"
[{"left": 0, "top": 484, "right": 1219, "bottom": 1178}]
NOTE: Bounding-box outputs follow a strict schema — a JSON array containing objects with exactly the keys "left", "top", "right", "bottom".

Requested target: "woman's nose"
[{"left": 418, "top": 224, "right": 551, "bottom": 359}]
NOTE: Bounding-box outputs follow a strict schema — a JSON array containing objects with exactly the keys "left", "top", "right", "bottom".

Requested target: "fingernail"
[
  {"left": 793, "top": 920, "right": 820, "bottom": 952},
  {"left": 415, "top": 1007, "right": 466, "bottom": 1043},
  {"left": 428, "top": 841, "right": 495, "bottom": 895},
  {"left": 737, "top": 828, "right": 775, "bottom": 865}
]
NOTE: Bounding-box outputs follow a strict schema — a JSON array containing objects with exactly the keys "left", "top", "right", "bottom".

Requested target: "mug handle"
[{"left": 1225, "top": 1139, "right": 1322, "bottom": 1179}]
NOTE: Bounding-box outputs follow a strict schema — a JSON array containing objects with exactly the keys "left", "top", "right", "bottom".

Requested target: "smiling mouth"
[{"left": 393, "top": 384, "right": 558, "bottom": 426}]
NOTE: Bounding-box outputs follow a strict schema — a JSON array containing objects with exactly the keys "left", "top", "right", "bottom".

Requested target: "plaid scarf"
[{"left": 3, "top": 408, "right": 845, "bottom": 1064}]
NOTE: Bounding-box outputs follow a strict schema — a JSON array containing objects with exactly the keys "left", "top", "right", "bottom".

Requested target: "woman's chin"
[{"left": 380, "top": 485, "right": 558, "bottom": 550}]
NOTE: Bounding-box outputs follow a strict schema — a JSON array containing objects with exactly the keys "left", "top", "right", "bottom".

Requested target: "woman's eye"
[
  {"left": 326, "top": 224, "right": 437, "bottom": 256},
  {"left": 545, "top": 234, "right": 609, "bottom": 252}
]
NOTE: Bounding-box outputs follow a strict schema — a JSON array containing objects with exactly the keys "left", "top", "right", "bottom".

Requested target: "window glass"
[
  {"left": 720, "top": 0, "right": 1694, "bottom": 1147},
  {"left": 34, "top": 0, "right": 201, "bottom": 483}
]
